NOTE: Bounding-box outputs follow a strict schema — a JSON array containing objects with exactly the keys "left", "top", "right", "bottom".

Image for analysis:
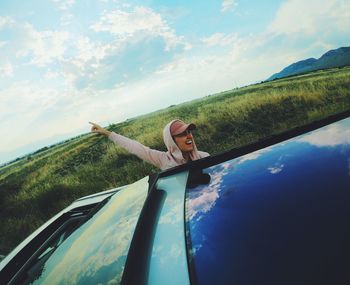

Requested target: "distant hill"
[{"left": 268, "top": 46, "right": 350, "bottom": 80}]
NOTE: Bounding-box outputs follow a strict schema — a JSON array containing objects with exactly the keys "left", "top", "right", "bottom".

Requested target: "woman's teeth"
[{"left": 186, "top": 140, "right": 192, "bottom": 145}]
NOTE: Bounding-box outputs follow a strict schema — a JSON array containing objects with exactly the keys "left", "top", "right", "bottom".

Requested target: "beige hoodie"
[{"left": 108, "top": 120, "right": 209, "bottom": 170}]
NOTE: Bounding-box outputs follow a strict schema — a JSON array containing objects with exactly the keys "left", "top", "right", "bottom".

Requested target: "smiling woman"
[{"left": 89, "top": 119, "right": 210, "bottom": 170}]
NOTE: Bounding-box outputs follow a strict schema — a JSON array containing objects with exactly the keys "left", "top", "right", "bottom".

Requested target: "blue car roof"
[{"left": 183, "top": 111, "right": 350, "bottom": 285}]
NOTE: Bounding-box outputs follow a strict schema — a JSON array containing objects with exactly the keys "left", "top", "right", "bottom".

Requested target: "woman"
[{"left": 89, "top": 119, "right": 209, "bottom": 170}]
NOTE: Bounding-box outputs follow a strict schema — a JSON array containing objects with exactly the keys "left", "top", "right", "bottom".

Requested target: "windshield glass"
[
  {"left": 185, "top": 117, "right": 350, "bottom": 285},
  {"left": 15, "top": 176, "right": 149, "bottom": 285}
]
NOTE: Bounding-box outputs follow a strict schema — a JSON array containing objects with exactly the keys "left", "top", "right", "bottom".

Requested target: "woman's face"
[{"left": 173, "top": 129, "right": 194, "bottom": 153}]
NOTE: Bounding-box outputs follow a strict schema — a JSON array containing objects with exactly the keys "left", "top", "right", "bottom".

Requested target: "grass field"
[{"left": 1, "top": 66, "right": 350, "bottom": 254}]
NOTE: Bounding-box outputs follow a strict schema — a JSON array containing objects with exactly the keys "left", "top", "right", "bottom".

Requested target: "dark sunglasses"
[{"left": 173, "top": 129, "right": 192, "bottom": 138}]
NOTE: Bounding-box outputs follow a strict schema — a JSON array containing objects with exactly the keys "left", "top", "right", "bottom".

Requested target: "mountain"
[{"left": 268, "top": 46, "right": 350, "bottom": 80}]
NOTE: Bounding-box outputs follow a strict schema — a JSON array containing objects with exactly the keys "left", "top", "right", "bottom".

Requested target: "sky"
[{"left": 0, "top": 0, "right": 349, "bottom": 165}]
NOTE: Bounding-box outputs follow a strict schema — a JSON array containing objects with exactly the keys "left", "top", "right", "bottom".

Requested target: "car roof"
[{"left": 182, "top": 112, "right": 350, "bottom": 284}]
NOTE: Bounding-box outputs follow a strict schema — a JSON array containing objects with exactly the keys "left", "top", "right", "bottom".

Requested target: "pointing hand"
[{"left": 89, "top": 122, "right": 111, "bottom": 136}]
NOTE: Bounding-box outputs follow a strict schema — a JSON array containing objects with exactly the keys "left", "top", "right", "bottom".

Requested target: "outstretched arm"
[{"left": 89, "top": 122, "right": 164, "bottom": 169}]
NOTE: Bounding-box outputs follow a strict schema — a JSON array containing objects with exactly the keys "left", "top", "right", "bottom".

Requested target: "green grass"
[{"left": 1, "top": 66, "right": 350, "bottom": 254}]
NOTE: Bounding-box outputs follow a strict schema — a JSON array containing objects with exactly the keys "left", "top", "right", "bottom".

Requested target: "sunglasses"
[{"left": 173, "top": 129, "right": 192, "bottom": 138}]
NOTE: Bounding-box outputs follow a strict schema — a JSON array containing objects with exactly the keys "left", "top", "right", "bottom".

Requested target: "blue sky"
[{"left": 0, "top": 0, "right": 349, "bottom": 165}]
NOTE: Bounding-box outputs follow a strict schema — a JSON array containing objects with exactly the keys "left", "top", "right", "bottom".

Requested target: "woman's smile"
[{"left": 174, "top": 133, "right": 195, "bottom": 152}]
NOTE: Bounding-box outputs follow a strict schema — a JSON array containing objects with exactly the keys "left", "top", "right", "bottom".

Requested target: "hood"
[{"left": 163, "top": 120, "right": 203, "bottom": 164}]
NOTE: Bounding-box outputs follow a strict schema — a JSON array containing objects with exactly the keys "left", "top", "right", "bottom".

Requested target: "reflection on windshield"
[
  {"left": 186, "top": 164, "right": 230, "bottom": 222},
  {"left": 185, "top": 116, "right": 350, "bottom": 285},
  {"left": 297, "top": 118, "right": 350, "bottom": 147},
  {"left": 147, "top": 172, "right": 191, "bottom": 285},
  {"left": 23, "top": 176, "right": 148, "bottom": 285}
]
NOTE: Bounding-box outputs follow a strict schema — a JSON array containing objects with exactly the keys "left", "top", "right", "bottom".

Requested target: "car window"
[
  {"left": 185, "top": 117, "right": 350, "bottom": 285},
  {"left": 11, "top": 176, "right": 149, "bottom": 285}
]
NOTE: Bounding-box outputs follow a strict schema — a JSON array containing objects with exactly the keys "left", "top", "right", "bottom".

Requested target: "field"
[{"left": 1, "top": 66, "right": 350, "bottom": 254}]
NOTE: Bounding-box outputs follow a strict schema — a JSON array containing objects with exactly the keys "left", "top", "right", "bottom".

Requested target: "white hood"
[{"left": 163, "top": 120, "right": 205, "bottom": 165}]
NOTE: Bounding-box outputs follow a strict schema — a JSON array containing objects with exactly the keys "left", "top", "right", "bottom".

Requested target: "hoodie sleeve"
[{"left": 108, "top": 132, "right": 165, "bottom": 169}]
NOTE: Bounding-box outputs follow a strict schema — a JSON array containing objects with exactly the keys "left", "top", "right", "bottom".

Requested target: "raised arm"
[{"left": 89, "top": 122, "right": 165, "bottom": 169}]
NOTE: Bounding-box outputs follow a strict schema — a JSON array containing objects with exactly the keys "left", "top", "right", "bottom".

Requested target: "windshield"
[{"left": 14, "top": 176, "right": 149, "bottom": 285}]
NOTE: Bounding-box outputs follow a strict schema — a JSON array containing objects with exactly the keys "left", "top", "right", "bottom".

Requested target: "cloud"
[
  {"left": 187, "top": 187, "right": 219, "bottom": 221},
  {"left": 60, "top": 36, "right": 116, "bottom": 89},
  {"left": 0, "top": 8, "right": 188, "bottom": 94},
  {"left": 0, "top": 62, "right": 13, "bottom": 77},
  {"left": 221, "top": 0, "right": 238, "bottom": 12},
  {"left": 90, "top": 6, "right": 186, "bottom": 51},
  {"left": 0, "top": 80, "right": 77, "bottom": 153},
  {"left": 60, "top": 6, "right": 191, "bottom": 91},
  {"left": 15, "top": 23, "right": 70, "bottom": 67},
  {"left": 297, "top": 123, "right": 350, "bottom": 147},
  {"left": 0, "top": 18, "right": 73, "bottom": 75},
  {"left": 64, "top": 37, "right": 179, "bottom": 91},
  {"left": 0, "top": 16, "right": 14, "bottom": 29},
  {"left": 186, "top": 165, "right": 231, "bottom": 221},
  {"left": 268, "top": 164, "right": 284, "bottom": 174},
  {"left": 59, "top": 13, "right": 74, "bottom": 26},
  {"left": 159, "top": 202, "right": 182, "bottom": 225},
  {"left": 237, "top": 147, "right": 274, "bottom": 165},
  {"left": 51, "top": 0, "right": 76, "bottom": 10},
  {"left": 201, "top": 32, "right": 239, "bottom": 47},
  {"left": 268, "top": 0, "right": 350, "bottom": 37}
]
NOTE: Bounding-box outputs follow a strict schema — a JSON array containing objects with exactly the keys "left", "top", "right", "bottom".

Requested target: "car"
[{"left": 1, "top": 110, "right": 350, "bottom": 285}]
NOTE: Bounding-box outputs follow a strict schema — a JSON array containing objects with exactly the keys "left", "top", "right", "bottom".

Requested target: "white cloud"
[
  {"left": 0, "top": 41, "right": 7, "bottom": 48},
  {"left": 55, "top": 6, "right": 192, "bottom": 91},
  {"left": 268, "top": 164, "right": 284, "bottom": 174},
  {"left": 221, "top": 0, "right": 238, "bottom": 12},
  {"left": 201, "top": 32, "right": 239, "bottom": 47},
  {"left": 0, "top": 76, "right": 99, "bottom": 154},
  {"left": 72, "top": 36, "right": 113, "bottom": 66},
  {"left": 268, "top": 0, "right": 350, "bottom": 36},
  {"left": 0, "top": 16, "right": 14, "bottom": 29},
  {"left": 50, "top": 5, "right": 191, "bottom": 92},
  {"left": 60, "top": 13, "right": 74, "bottom": 26},
  {"left": 187, "top": 187, "right": 219, "bottom": 220},
  {"left": 159, "top": 202, "right": 182, "bottom": 225},
  {"left": 91, "top": 7, "right": 162, "bottom": 36},
  {"left": 152, "top": 31, "right": 277, "bottom": 92},
  {"left": 186, "top": 165, "right": 230, "bottom": 221},
  {"left": 237, "top": 147, "right": 274, "bottom": 165},
  {"left": 16, "top": 23, "right": 70, "bottom": 67},
  {"left": 0, "top": 62, "right": 13, "bottom": 77},
  {"left": 51, "top": 0, "right": 75, "bottom": 10},
  {"left": 0, "top": 20, "right": 74, "bottom": 74},
  {"left": 0, "top": 81, "right": 62, "bottom": 115},
  {"left": 0, "top": 75, "right": 165, "bottom": 154},
  {"left": 90, "top": 6, "right": 186, "bottom": 51},
  {"left": 44, "top": 70, "right": 60, "bottom": 79},
  {"left": 297, "top": 123, "right": 350, "bottom": 147}
]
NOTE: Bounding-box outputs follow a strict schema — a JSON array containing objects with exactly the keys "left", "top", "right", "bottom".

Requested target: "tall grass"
[{"left": 1, "top": 66, "right": 350, "bottom": 253}]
